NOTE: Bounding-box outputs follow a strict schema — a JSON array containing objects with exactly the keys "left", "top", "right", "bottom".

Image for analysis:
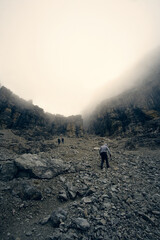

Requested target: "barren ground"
[{"left": 0, "top": 130, "right": 160, "bottom": 240}]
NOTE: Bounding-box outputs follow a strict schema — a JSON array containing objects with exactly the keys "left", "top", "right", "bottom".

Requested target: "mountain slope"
[
  {"left": 0, "top": 86, "right": 84, "bottom": 139},
  {"left": 84, "top": 50, "right": 160, "bottom": 140}
]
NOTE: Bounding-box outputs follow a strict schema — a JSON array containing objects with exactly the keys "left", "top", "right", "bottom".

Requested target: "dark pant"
[{"left": 100, "top": 152, "right": 109, "bottom": 169}]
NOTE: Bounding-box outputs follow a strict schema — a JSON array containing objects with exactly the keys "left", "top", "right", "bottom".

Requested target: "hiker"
[
  {"left": 58, "top": 138, "right": 61, "bottom": 145},
  {"left": 99, "top": 143, "right": 111, "bottom": 169},
  {"left": 62, "top": 137, "right": 64, "bottom": 144}
]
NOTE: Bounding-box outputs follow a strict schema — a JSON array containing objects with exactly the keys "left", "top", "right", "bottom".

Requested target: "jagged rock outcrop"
[{"left": 0, "top": 86, "right": 84, "bottom": 138}]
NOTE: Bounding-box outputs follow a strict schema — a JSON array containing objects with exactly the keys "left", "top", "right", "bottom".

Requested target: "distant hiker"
[
  {"left": 62, "top": 138, "right": 64, "bottom": 144},
  {"left": 99, "top": 144, "right": 111, "bottom": 169},
  {"left": 58, "top": 138, "right": 61, "bottom": 145}
]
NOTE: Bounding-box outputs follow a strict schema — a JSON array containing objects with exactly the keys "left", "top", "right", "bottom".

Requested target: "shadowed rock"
[
  {"left": 0, "top": 161, "right": 18, "bottom": 181},
  {"left": 12, "top": 182, "right": 42, "bottom": 200},
  {"left": 50, "top": 208, "right": 68, "bottom": 227},
  {"left": 72, "top": 217, "right": 90, "bottom": 231}
]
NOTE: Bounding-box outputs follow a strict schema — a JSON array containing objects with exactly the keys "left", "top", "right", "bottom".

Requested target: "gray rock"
[
  {"left": 15, "top": 154, "right": 69, "bottom": 179},
  {"left": 72, "top": 217, "right": 90, "bottom": 231},
  {"left": 152, "top": 193, "right": 160, "bottom": 202},
  {"left": 103, "top": 202, "right": 112, "bottom": 209},
  {"left": 24, "top": 184, "right": 42, "bottom": 200},
  {"left": 25, "top": 231, "right": 32, "bottom": 236},
  {"left": 68, "top": 190, "right": 77, "bottom": 200},
  {"left": 66, "top": 182, "right": 77, "bottom": 200},
  {"left": 12, "top": 182, "right": 42, "bottom": 200},
  {"left": 111, "top": 185, "right": 118, "bottom": 192},
  {"left": 0, "top": 161, "right": 17, "bottom": 181},
  {"left": 151, "top": 210, "right": 160, "bottom": 215},
  {"left": 40, "top": 215, "right": 50, "bottom": 225},
  {"left": 82, "top": 197, "right": 92, "bottom": 203},
  {"left": 85, "top": 187, "right": 95, "bottom": 196},
  {"left": 59, "top": 176, "right": 66, "bottom": 183},
  {"left": 137, "top": 212, "right": 155, "bottom": 226},
  {"left": 50, "top": 208, "right": 68, "bottom": 227},
  {"left": 58, "top": 190, "right": 68, "bottom": 201}
]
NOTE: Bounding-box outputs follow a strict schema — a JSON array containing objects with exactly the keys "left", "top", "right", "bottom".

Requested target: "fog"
[
  {"left": 0, "top": 0, "right": 160, "bottom": 116},
  {"left": 83, "top": 47, "right": 160, "bottom": 116}
]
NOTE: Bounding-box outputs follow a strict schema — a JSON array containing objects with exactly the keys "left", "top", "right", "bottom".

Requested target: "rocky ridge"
[
  {"left": 0, "top": 130, "right": 160, "bottom": 240},
  {"left": 0, "top": 86, "right": 84, "bottom": 139}
]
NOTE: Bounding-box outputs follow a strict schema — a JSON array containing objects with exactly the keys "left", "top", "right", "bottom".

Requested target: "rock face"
[
  {"left": 85, "top": 77, "right": 160, "bottom": 138},
  {"left": 0, "top": 86, "right": 84, "bottom": 138},
  {"left": 84, "top": 50, "right": 160, "bottom": 145}
]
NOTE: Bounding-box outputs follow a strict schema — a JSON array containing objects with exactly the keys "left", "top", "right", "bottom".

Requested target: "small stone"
[
  {"left": 94, "top": 147, "right": 100, "bottom": 150},
  {"left": 104, "top": 212, "right": 109, "bottom": 218},
  {"left": 73, "top": 217, "right": 90, "bottom": 231},
  {"left": 100, "top": 219, "right": 106, "bottom": 225},
  {"left": 58, "top": 190, "right": 68, "bottom": 201},
  {"left": 85, "top": 187, "right": 95, "bottom": 196},
  {"left": 111, "top": 185, "right": 117, "bottom": 192},
  {"left": 66, "top": 182, "right": 77, "bottom": 199},
  {"left": 40, "top": 215, "right": 50, "bottom": 225},
  {"left": 152, "top": 210, "right": 160, "bottom": 215},
  {"left": 138, "top": 212, "right": 155, "bottom": 225},
  {"left": 103, "top": 202, "right": 111, "bottom": 208},
  {"left": 19, "top": 203, "right": 24, "bottom": 208},
  {"left": 82, "top": 197, "right": 92, "bottom": 203},
  {"left": 25, "top": 231, "right": 32, "bottom": 236},
  {"left": 50, "top": 208, "right": 67, "bottom": 227},
  {"left": 68, "top": 190, "right": 77, "bottom": 200},
  {"left": 59, "top": 176, "right": 66, "bottom": 183}
]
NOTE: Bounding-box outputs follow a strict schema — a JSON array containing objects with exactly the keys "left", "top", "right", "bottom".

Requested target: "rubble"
[{"left": 0, "top": 133, "right": 160, "bottom": 240}]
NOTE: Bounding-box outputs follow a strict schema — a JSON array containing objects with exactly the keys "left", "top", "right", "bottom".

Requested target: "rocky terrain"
[
  {"left": 0, "top": 48, "right": 160, "bottom": 239},
  {"left": 0, "top": 129, "right": 160, "bottom": 240}
]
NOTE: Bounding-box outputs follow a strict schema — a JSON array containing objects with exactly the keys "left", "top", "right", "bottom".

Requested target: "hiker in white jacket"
[{"left": 99, "top": 144, "right": 111, "bottom": 169}]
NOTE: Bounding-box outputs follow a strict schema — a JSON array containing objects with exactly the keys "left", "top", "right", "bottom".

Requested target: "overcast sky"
[{"left": 0, "top": 0, "right": 160, "bottom": 116}]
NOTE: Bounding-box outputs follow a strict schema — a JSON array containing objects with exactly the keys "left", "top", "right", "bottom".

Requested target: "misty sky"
[{"left": 0, "top": 0, "right": 160, "bottom": 116}]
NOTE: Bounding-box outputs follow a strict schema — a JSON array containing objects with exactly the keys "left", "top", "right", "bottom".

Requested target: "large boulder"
[{"left": 14, "top": 153, "right": 70, "bottom": 179}]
